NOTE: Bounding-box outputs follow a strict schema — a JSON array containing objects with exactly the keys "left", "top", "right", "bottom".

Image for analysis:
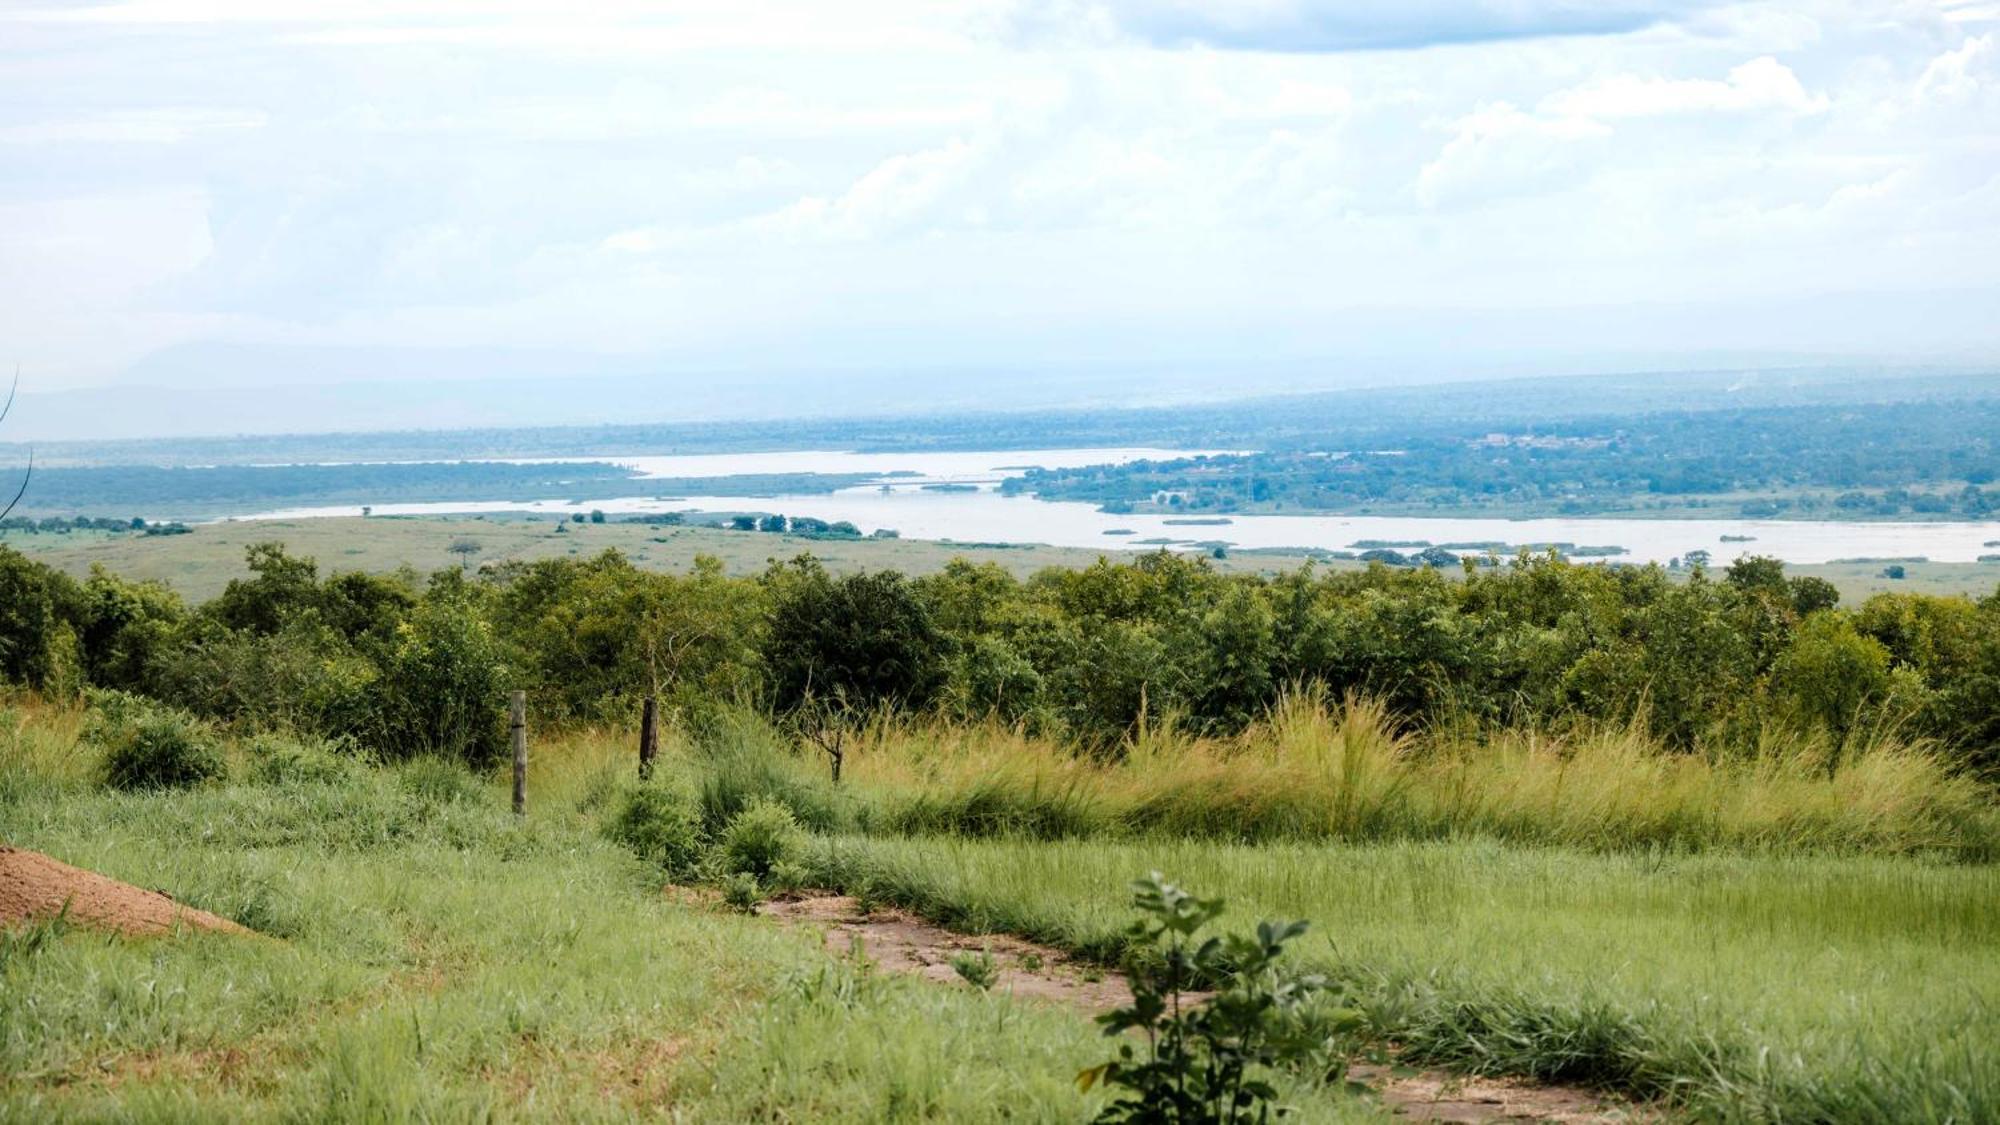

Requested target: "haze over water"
[{"left": 240, "top": 449, "right": 2000, "bottom": 566}]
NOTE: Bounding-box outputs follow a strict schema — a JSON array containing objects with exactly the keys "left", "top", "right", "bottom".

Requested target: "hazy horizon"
[{"left": 4, "top": 0, "right": 1998, "bottom": 442}]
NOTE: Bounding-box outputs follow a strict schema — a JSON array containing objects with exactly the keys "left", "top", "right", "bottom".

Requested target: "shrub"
[
  {"left": 951, "top": 948, "right": 999, "bottom": 991},
  {"left": 721, "top": 871, "right": 766, "bottom": 913},
  {"left": 719, "top": 797, "right": 805, "bottom": 878},
  {"left": 768, "top": 859, "right": 811, "bottom": 896},
  {"left": 1079, "top": 873, "right": 1328, "bottom": 1125},
  {"left": 248, "top": 731, "right": 364, "bottom": 786},
  {"left": 361, "top": 596, "right": 508, "bottom": 767},
  {"left": 604, "top": 783, "right": 705, "bottom": 878},
  {"left": 89, "top": 699, "right": 226, "bottom": 791}
]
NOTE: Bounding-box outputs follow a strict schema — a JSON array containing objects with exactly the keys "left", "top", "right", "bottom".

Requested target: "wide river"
[{"left": 243, "top": 448, "right": 2000, "bottom": 566}]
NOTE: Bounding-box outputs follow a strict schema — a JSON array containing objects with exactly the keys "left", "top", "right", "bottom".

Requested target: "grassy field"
[
  {"left": 652, "top": 712, "right": 2000, "bottom": 1121},
  {"left": 0, "top": 701, "right": 1381, "bottom": 1124},
  {"left": 6, "top": 694, "right": 1999, "bottom": 1121},
  {"left": 7, "top": 515, "right": 1995, "bottom": 603},
  {"left": 806, "top": 834, "right": 2000, "bottom": 1122}
]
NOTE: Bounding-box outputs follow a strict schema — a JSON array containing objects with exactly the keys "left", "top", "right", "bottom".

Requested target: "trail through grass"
[
  {"left": 806, "top": 833, "right": 2000, "bottom": 1122},
  {"left": 0, "top": 707, "right": 1381, "bottom": 1123}
]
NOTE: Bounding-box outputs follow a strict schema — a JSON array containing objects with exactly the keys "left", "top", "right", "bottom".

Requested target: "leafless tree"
[
  {"left": 0, "top": 367, "right": 30, "bottom": 524},
  {"left": 788, "top": 669, "right": 856, "bottom": 784}
]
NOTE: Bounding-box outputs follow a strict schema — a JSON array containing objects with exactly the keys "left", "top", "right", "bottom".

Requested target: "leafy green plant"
[
  {"left": 604, "top": 783, "right": 705, "bottom": 878},
  {"left": 852, "top": 877, "right": 881, "bottom": 917},
  {"left": 722, "top": 871, "right": 766, "bottom": 913},
  {"left": 951, "top": 948, "right": 999, "bottom": 991},
  {"left": 1078, "top": 873, "right": 1326, "bottom": 1124},
  {"left": 719, "top": 797, "right": 804, "bottom": 878},
  {"left": 768, "top": 859, "right": 812, "bottom": 896},
  {"left": 248, "top": 731, "right": 364, "bottom": 786},
  {"left": 88, "top": 697, "right": 226, "bottom": 791}
]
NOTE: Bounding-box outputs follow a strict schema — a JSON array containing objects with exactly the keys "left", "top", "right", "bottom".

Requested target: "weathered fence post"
[
  {"left": 510, "top": 690, "right": 527, "bottom": 816},
  {"left": 639, "top": 696, "right": 658, "bottom": 780}
]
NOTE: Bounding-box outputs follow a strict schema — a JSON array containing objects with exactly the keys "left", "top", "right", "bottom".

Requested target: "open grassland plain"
[
  {"left": 623, "top": 707, "right": 2000, "bottom": 1123},
  {"left": 7, "top": 515, "right": 1993, "bottom": 604},
  {"left": 0, "top": 517, "right": 1328, "bottom": 602},
  {"left": 6, "top": 695, "right": 1999, "bottom": 1122},
  {"left": 0, "top": 700, "right": 1381, "bottom": 1124}
]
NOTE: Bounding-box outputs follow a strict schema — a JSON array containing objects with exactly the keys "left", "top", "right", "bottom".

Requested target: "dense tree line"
[
  {"left": 4, "top": 544, "right": 2000, "bottom": 773},
  {"left": 1012, "top": 401, "right": 2000, "bottom": 518}
]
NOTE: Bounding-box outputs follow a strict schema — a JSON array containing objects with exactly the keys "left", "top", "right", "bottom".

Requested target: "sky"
[{"left": 1, "top": 0, "right": 1997, "bottom": 425}]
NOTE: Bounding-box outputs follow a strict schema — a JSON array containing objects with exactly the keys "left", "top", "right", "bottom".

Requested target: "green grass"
[
  {"left": 10, "top": 696, "right": 2000, "bottom": 1121},
  {"left": 803, "top": 833, "right": 2000, "bottom": 1122},
  {"left": 0, "top": 707, "right": 1381, "bottom": 1123}
]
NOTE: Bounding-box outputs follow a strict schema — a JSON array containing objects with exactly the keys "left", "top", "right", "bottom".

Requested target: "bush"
[
  {"left": 89, "top": 699, "right": 226, "bottom": 791},
  {"left": 247, "top": 731, "right": 365, "bottom": 786},
  {"left": 361, "top": 596, "right": 509, "bottom": 767},
  {"left": 397, "top": 756, "right": 485, "bottom": 807},
  {"left": 767, "top": 859, "right": 812, "bottom": 896},
  {"left": 1080, "top": 873, "right": 1328, "bottom": 1125},
  {"left": 604, "top": 783, "right": 705, "bottom": 878},
  {"left": 721, "top": 871, "right": 766, "bottom": 912},
  {"left": 950, "top": 948, "right": 999, "bottom": 991},
  {"left": 719, "top": 797, "right": 805, "bottom": 878}
]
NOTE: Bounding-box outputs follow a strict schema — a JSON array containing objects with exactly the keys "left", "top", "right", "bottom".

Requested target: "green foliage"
[
  {"left": 1771, "top": 613, "right": 1893, "bottom": 741},
  {"left": 1081, "top": 873, "right": 1325, "bottom": 1124},
  {"left": 0, "top": 546, "right": 83, "bottom": 690},
  {"left": 949, "top": 948, "right": 999, "bottom": 991},
  {"left": 14, "top": 533, "right": 2000, "bottom": 781},
  {"left": 721, "top": 870, "right": 766, "bottom": 912},
  {"left": 604, "top": 782, "right": 706, "bottom": 877},
  {"left": 87, "top": 695, "right": 226, "bottom": 791},
  {"left": 719, "top": 797, "right": 806, "bottom": 879},
  {"left": 767, "top": 859, "right": 812, "bottom": 896},
  {"left": 247, "top": 731, "right": 365, "bottom": 786},
  {"left": 763, "top": 559, "right": 948, "bottom": 714},
  {"left": 358, "top": 593, "right": 508, "bottom": 766}
]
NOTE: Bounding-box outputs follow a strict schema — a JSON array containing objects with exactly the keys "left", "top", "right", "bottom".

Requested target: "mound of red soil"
[{"left": 0, "top": 845, "right": 250, "bottom": 937}]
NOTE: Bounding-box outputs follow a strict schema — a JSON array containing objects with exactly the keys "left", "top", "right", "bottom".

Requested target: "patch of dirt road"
[{"left": 760, "top": 892, "right": 1638, "bottom": 1124}]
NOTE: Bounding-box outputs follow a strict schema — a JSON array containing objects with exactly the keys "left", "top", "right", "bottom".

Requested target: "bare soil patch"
[
  {"left": 761, "top": 893, "right": 1133, "bottom": 1010},
  {"left": 0, "top": 845, "right": 250, "bottom": 937},
  {"left": 759, "top": 892, "right": 1639, "bottom": 1124}
]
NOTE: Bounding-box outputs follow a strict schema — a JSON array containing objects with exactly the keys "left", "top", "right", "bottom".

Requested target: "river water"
[{"left": 240, "top": 448, "right": 2000, "bottom": 566}]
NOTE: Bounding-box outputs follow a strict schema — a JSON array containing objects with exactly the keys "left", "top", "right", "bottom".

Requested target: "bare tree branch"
[
  {"left": 0, "top": 448, "right": 30, "bottom": 524},
  {"left": 0, "top": 367, "right": 25, "bottom": 524}
]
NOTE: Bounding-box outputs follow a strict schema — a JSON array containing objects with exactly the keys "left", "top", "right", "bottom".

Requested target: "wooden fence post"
[
  {"left": 639, "top": 696, "right": 658, "bottom": 780},
  {"left": 510, "top": 690, "right": 527, "bottom": 816}
]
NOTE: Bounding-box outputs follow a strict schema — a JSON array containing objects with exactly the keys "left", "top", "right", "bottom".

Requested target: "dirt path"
[
  {"left": 0, "top": 845, "right": 250, "bottom": 937},
  {"left": 759, "top": 893, "right": 1637, "bottom": 1124}
]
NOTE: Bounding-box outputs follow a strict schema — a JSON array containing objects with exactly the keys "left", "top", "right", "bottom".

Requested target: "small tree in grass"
[{"left": 1079, "top": 873, "right": 1333, "bottom": 1124}]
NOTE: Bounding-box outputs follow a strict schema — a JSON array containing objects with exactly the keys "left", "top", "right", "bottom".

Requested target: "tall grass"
[
  {"left": 832, "top": 690, "right": 1999, "bottom": 858},
  {"left": 805, "top": 832, "right": 2000, "bottom": 1122},
  {"left": 0, "top": 707, "right": 1383, "bottom": 1123}
]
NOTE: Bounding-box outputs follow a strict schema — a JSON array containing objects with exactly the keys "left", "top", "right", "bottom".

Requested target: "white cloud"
[
  {"left": 1914, "top": 34, "right": 1994, "bottom": 103},
  {"left": 2, "top": 0, "right": 1998, "bottom": 392},
  {"left": 1541, "top": 56, "right": 1827, "bottom": 118}
]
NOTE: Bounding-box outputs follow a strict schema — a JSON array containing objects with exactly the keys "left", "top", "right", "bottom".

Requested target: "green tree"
[{"left": 1771, "top": 612, "right": 1892, "bottom": 749}]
